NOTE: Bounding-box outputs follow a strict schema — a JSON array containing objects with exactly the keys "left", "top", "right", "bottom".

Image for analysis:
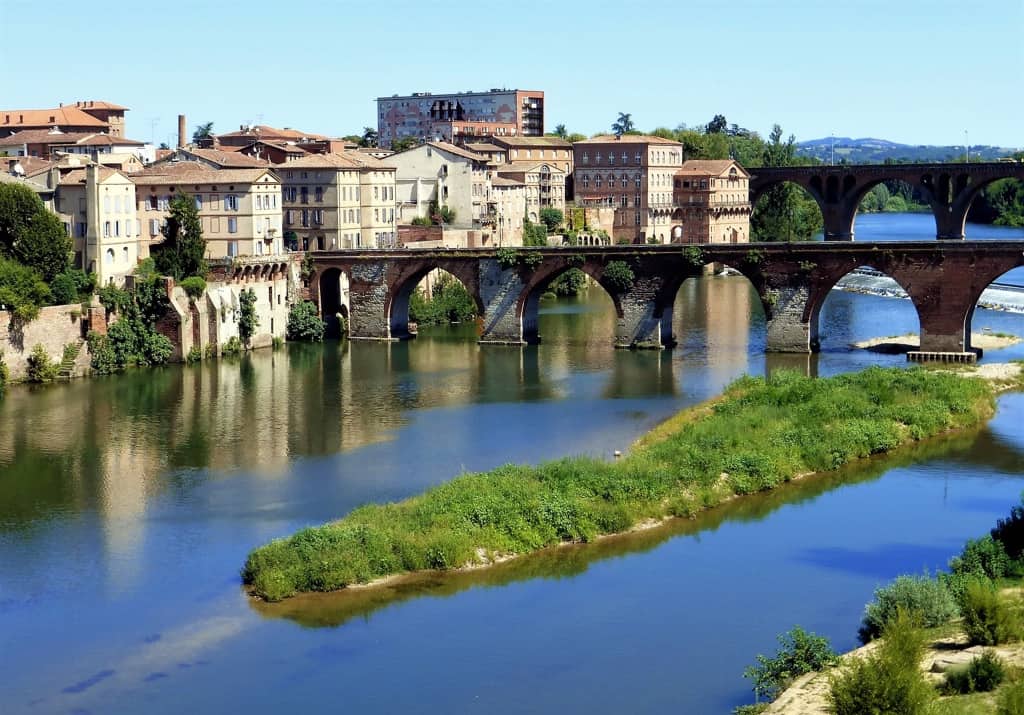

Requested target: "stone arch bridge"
[
  {"left": 308, "top": 243, "right": 1024, "bottom": 360},
  {"left": 748, "top": 162, "right": 1024, "bottom": 241}
]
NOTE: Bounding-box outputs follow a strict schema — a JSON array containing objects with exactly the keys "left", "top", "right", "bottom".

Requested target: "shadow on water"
[{"left": 250, "top": 426, "right": 987, "bottom": 629}]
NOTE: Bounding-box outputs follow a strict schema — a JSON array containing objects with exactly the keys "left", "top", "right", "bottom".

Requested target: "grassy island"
[{"left": 244, "top": 367, "right": 999, "bottom": 602}]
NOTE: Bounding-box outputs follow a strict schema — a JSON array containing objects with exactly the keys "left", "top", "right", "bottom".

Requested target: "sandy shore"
[{"left": 853, "top": 332, "right": 1020, "bottom": 354}]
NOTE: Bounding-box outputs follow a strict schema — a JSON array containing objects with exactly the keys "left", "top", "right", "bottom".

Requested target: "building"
[
  {"left": 51, "top": 165, "right": 139, "bottom": 285},
  {"left": 486, "top": 136, "right": 573, "bottom": 175},
  {"left": 377, "top": 89, "right": 544, "bottom": 148},
  {"left": 672, "top": 160, "right": 751, "bottom": 243},
  {"left": 495, "top": 162, "right": 567, "bottom": 220},
  {"left": 572, "top": 134, "right": 684, "bottom": 243},
  {"left": 132, "top": 162, "right": 283, "bottom": 258},
  {"left": 388, "top": 142, "right": 494, "bottom": 229},
  {"left": 151, "top": 146, "right": 269, "bottom": 170},
  {"left": 275, "top": 152, "right": 397, "bottom": 250},
  {"left": 0, "top": 128, "right": 152, "bottom": 162},
  {"left": 211, "top": 124, "right": 330, "bottom": 149},
  {"left": 0, "top": 101, "right": 128, "bottom": 138}
]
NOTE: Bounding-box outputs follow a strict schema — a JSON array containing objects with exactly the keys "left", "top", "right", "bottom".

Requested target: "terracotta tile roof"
[
  {"left": 490, "top": 176, "right": 523, "bottom": 187},
  {"left": 273, "top": 150, "right": 395, "bottom": 170},
  {"left": 0, "top": 129, "right": 94, "bottom": 146},
  {"left": 216, "top": 124, "right": 328, "bottom": 142},
  {"left": 423, "top": 141, "right": 490, "bottom": 163},
  {"left": 677, "top": 160, "right": 749, "bottom": 177},
  {"left": 464, "top": 142, "right": 505, "bottom": 153},
  {"left": 65, "top": 100, "right": 129, "bottom": 111},
  {"left": 73, "top": 134, "right": 145, "bottom": 147},
  {"left": 0, "top": 107, "right": 107, "bottom": 130},
  {"left": 57, "top": 167, "right": 125, "bottom": 185},
  {"left": 132, "top": 161, "right": 276, "bottom": 185},
  {"left": 574, "top": 134, "right": 682, "bottom": 146},
  {"left": 184, "top": 147, "right": 269, "bottom": 167},
  {"left": 0, "top": 172, "right": 51, "bottom": 192},
  {"left": 3, "top": 155, "right": 53, "bottom": 176}
]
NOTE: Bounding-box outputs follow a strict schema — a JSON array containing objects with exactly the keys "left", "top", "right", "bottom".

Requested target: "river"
[{"left": 1, "top": 213, "right": 1023, "bottom": 714}]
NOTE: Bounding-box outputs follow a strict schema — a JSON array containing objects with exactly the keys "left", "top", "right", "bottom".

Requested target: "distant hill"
[{"left": 796, "top": 137, "right": 1020, "bottom": 164}]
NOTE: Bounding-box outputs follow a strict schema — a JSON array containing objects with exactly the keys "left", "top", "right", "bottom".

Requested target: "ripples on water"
[{"left": 1, "top": 214, "right": 1023, "bottom": 714}]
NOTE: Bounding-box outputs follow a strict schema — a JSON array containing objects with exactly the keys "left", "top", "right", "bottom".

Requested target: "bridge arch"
[
  {"left": 517, "top": 260, "right": 623, "bottom": 344},
  {"left": 749, "top": 179, "right": 825, "bottom": 241},
  {"left": 964, "top": 263, "right": 1024, "bottom": 354},
  {"left": 317, "top": 267, "right": 350, "bottom": 338},
  {"left": 386, "top": 262, "right": 483, "bottom": 340}
]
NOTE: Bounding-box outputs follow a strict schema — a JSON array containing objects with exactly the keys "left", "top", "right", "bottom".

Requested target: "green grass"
[{"left": 243, "top": 366, "right": 998, "bottom": 601}]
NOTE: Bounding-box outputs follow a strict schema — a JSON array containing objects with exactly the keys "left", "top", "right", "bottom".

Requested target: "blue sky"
[{"left": 2, "top": 0, "right": 1021, "bottom": 148}]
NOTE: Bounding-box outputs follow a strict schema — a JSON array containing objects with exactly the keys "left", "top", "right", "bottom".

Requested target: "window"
[
  {"left": 194, "top": 195, "right": 202, "bottom": 210},
  {"left": 159, "top": 195, "right": 170, "bottom": 210},
  {"left": 595, "top": 152, "right": 602, "bottom": 165},
  {"left": 300, "top": 187, "right": 308, "bottom": 204},
  {"left": 227, "top": 241, "right": 237, "bottom": 257},
  {"left": 635, "top": 175, "right": 642, "bottom": 188},
  {"left": 635, "top": 151, "right": 642, "bottom": 164},
  {"left": 150, "top": 219, "right": 159, "bottom": 236},
  {"left": 105, "top": 248, "right": 114, "bottom": 265},
  {"left": 635, "top": 212, "right": 641, "bottom": 226},
  {"left": 608, "top": 153, "right": 614, "bottom": 165},
  {"left": 286, "top": 210, "right": 293, "bottom": 225},
  {"left": 621, "top": 176, "right": 628, "bottom": 188},
  {"left": 301, "top": 210, "right": 309, "bottom": 227},
  {"left": 103, "top": 221, "right": 111, "bottom": 237},
  {"left": 595, "top": 176, "right": 601, "bottom": 188},
  {"left": 123, "top": 246, "right": 129, "bottom": 263},
  {"left": 315, "top": 187, "right": 323, "bottom": 202},
  {"left": 103, "top": 196, "right": 111, "bottom": 212},
  {"left": 228, "top": 217, "right": 238, "bottom": 233}
]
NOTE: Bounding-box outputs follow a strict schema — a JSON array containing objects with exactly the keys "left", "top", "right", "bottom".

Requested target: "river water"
[{"left": 1, "top": 213, "right": 1023, "bottom": 714}]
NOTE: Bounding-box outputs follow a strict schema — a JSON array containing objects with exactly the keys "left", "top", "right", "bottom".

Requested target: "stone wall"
[{"left": 0, "top": 304, "right": 89, "bottom": 381}]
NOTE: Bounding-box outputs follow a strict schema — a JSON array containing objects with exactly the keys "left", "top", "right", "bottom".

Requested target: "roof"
[
  {"left": 489, "top": 136, "right": 571, "bottom": 148},
  {"left": 184, "top": 147, "right": 270, "bottom": 167},
  {"left": 0, "top": 172, "right": 51, "bottom": 192},
  {"left": 132, "top": 161, "right": 276, "bottom": 185},
  {"left": 0, "top": 129, "right": 144, "bottom": 148},
  {"left": 64, "top": 100, "right": 129, "bottom": 111},
  {"left": 73, "top": 134, "right": 145, "bottom": 147},
  {"left": 0, "top": 107, "right": 107, "bottom": 130},
  {"left": 490, "top": 176, "right": 524, "bottom": 187},
  {"left": 57, "top": 167, "right": 126, "bottom": 186},
  {"left": 216, "top": 124, "right": 328, "bottom": 142},
  {"left": 272, "top": 150, "right": 394, "bottom": 170},
  {"left": 464, "top": 142, "right": 505, "bottom": 153},
  {"left": 496, "top": 161, "right": 567, "bottom": 176},
  {"left": 247, "top": 139, "right": 308, "bottom": 154},
  {"left": 423, "top": 141, "right": 490, "bottom": 163},
  {"left": 574, "top": 134, "right": 682, "bottom": 146},
  {"left": 677, "top": 159, "right": 750, "bottom": 177}
]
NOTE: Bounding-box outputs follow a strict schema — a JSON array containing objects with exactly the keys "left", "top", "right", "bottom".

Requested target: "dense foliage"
[
  {"left": 153, "top": 194, "right": 206, "bottom": 281},
  {"left": 549, "top": 268, "right": 587, "bottom": 296},
  {"left": 942, "top": 651, "right": 1006, "bottom": 695},
  {"left": 750, "top": 126, "right": 823, "bottom": 241},
  {"left": 409, "top": 274, "right": 477, "bottom": 325},
  {"left": 286, "top": 301, "right": 326, "bottom": 342},
  {"left": 858, "top": 573, "right": 960, "bottom": 642},
  {"left": 0, "top": 183, "right": 72, "bottom": 282},
  {"left": 0, "top": 256, "right": 51, "bottom": 321},
  {"left": 179, "top": 276, "right": 206, "bottom": 300},
  {"left": 602, "top": 260, "right": 634, "bottom": 292},
  {"left": 243, "top": 367, "right": 995, "bottom": 601},
  {"left": 87, "top": 276, "right": 173, "bottom": 374},
  {"left": 25, "top": 344, "right": 58, "bottom": 382},
  {"left": 238, "top": 288, "right": 258, "bottom": 346},
  {"left": 538, "top": 208, "right": 564, "bottom": 233},
  {"left": 743, "top": 626, "right": 836, "bottom": 702},
  {"left": 522, "top": 219, "right": 549, "bottom": 247}
]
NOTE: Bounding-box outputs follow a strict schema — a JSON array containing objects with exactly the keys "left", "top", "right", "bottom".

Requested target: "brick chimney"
[{"left": 178, "top": 114, "right": 187, "bottom": 149}]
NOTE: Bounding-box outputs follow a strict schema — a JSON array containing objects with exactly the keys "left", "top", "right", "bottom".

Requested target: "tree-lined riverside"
[{"left": 244, "top": 367, "right": 997, "bottom": 601}]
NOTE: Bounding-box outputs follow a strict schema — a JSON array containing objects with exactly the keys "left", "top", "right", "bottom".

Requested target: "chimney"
[{"left": 178, "top": 114, "right": 186, "bottom": 149}]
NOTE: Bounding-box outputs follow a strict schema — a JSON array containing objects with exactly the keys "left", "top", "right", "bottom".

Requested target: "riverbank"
[
  {"left": 243, "top": 366, "right": 1005, "bottom": 602},
  {"left": 854, "top": 332, "right": 1021, "bottom": 354}
]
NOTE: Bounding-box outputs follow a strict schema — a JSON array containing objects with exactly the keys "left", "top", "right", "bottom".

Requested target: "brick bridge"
[
  {"left": 748, "top": 162, "right": 1024, "bottom": 241},
  {"left": 309, "top": 243, "right": 1024, "bottom": 360}
]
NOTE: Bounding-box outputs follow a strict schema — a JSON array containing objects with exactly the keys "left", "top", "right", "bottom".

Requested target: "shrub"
[
  {"left": 992, "top": 496, "right": 1024, "bottom": 562},
  {"left": 0, "top": 255, "right": 51, "bottom": 319},
  {"left": 0, "top": 350, "right": 8, "bottom": 391},
  {"left": 495, "top": 247, "right": 519, "bottom": 269},
  {"left": 859, "top": 573, "right": 959, "bottom": 642},
  {"left": 997, "top": 679, "right": 1024, "bottom": 715},
  {"left": 523, "top": 219, "right": 548, "bottom": 246},
  {"left": 550, "top": 268, "right": 587, "bottom": 296},
  {"left": 49, "top": 272, "right": 77, "bottom": 305},
  {"left": 185, "top": 346, "right": 202, "bottom": 364},
  {"left": 682, "top": 246, "right": 704, "bottom": 268},
  {"left": 602, "top": 260, "right": 635, "bottom": 292},
  {"left": 141, "top": 331, "right": 173, "bottom": 366},
  {"left": 538, "top": 208, "right": 564, "bottom": 232},
  {"left": 409, "top": 276, "right": 477, "bottom": 326},
  {"left": 238, "top": 288, "right": 258, "bottom": 346},
  {"left": 272, "top": 336, "right": 284, "bottom": 350},
  {"left": 961, "top": 580, "right": 1022, "bottom": 646},
  {"left": 941, "top": 650, "right": 1005, "bottom": 695},
  {"left": 221, "top": 336, "right": 242, "bottom": 356},
  {"left": 86, "top": 331, "right": 118, "bottom": 374},
  {"left": 26, "top": 344, "right": 58, "bottom": 382},
  {"left": 950, "top": 535, "right": 1015, "bottom": 580},
  {"left": 828, "top": 609, "right": 933, "bottom": 715},
  {"left": 97, "top": 284, "right": 130, "bottom": 315},
  {"left": 179, "top": 276, "right": 207, "bottom": 300},
  {"left": 204, "top": 343, "right": 218, "bottom": 360},
  {"left": 743, "top": 626, "right": 837, "bottom": 701}
]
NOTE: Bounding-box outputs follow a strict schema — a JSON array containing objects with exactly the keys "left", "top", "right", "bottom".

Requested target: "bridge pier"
[
  {"left": 615, "top": 275, "right": 670, "bottom": 349},
  {"left": 347, "top": 262, "right": 400, "bottom": 340},
  {"left": 764, "top": 284, "right": 818, "bottom": 353},
  {"left": 821, "top": 203, "right": 857, "bottom": 242},
  {"left": 478, "top": 260, "right": 528, "bottom": 345}
]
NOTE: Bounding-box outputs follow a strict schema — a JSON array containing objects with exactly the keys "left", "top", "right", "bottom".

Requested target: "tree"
[
  {"left": 238, "top": 288, "right": 258, "bottom": 347},
  {"left": 538, "top": 208, "right": 564, "bottom": 233},
  {"left": 566, "top": 132, "right": 588, "bottom": 143},
  {"left": 153, "top": 193, "right": 206, "bottom": 280},
  {"left": 360, "top": 126, "right": 378, "bottom": 148},
  {"left": 0, "top": 183, "right": 72, "bottom": 282},
  {"left": 706, "top": 114, "right": 728, "bottom": 134},
  {"left": 549, "top": 124, "right": 568, "bottom": 139},
  {"left": 158, "top": 142, "right": 170, "bottom": 150},
  {"left": 390, "top": 136, "right": 418, "bottom": 152},
  {"left": 750, "top": 125, "right": 823, "bottom": 241},
  {"left": 611, "top": 112, "right": 635, "bottom": 137},
  {"left": 192, "top": 122, "right": 214, "bottom": 144}
]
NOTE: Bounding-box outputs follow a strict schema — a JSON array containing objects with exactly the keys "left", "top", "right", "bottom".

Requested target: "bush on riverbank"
[
  {"left": 409, "top": 274, "right": 477, "bottom": 326},
  {"left": 859, "top": 572, "right": 960, "bottom": 642},
  {"left": 286, "top": 301, "right": 325, "bottom": 342},
  {"left": 243, "top": 366, "right": 996, "bottom": 602}
]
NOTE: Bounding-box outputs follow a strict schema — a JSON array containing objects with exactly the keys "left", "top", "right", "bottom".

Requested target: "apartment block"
[
  {"left": 495, "top": 162, "right": 567, "bottom": 220},
  {"left": 377, "top": 89, "right": 544, "bottom": 148},
  {"left": 388, "top": 142, "right": 493, "bottom": 228},
  {"left": 276, "top": 152, "right": 397, "bottom": 250},
  {"left": 0, "top": 101, "right": 128, "bottom": 138},
  {"left": 132, "top": 162, "right": 283, "bottom": 258}
]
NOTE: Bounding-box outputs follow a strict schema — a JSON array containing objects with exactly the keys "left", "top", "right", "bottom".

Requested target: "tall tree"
[
  {"left": 611, "top": 112, "right": 635, "bottom": 137},
  {"left": 390, "top": 136, "right": 418, "bottom": 152},
  {"left": 192, "top": 122, "right": 214, "bottom": 144},
  {"left": 706, "top": 114, "right": 728, "bottom": 134},
  {"left": 751, "top": 125, "right": 822, "bottom": 241},
  {"left": 550, "top": 124, "right": 568, "bottom": 139},
  {"left": 0, "top": 183, "right": 71, "bottom": 281},
  {"left": 154, "top": 194, "right": 206, "bottom": 280},
  {"left": 360, "top": 126, "right": 378, "bottom": 148}
]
